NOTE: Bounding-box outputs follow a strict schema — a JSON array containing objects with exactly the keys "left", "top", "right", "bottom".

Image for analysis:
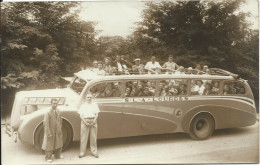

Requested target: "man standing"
[
  {"left": 42, "top": 98, "right": 63, "bottom": 163},
  {"left": 162, "top": 55, "right": 179, "bottom": 74},
  {"left": 78, "top": 93, "right": 100, "bottom": 158},
  {"left": 145, "top": 56, "right": 162, "bottom": 74}
]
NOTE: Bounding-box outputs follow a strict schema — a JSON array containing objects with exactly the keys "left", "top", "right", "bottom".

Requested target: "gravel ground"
[{"left": 1, "top": 122, "right": 259, "bottom": 164}]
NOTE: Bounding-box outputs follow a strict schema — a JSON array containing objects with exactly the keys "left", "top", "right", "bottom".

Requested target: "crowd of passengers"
[
  {"left": 89, "top": 79, "right": 245, "bottom": 98},
  {"left": 90, "top": 55, "right": 211, "bottom": 76},
  {"left": 88, "top": 55, "right": 245, "bottom": 97}
]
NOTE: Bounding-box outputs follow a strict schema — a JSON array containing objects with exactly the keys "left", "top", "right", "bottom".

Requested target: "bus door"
[{"left": 90, "top": 81, "right": 124, "bottom": 139}]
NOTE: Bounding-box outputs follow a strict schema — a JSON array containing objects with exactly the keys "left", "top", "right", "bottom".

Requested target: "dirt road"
[{"left": 1, "top": 123, "right": 259, "bottom": 164}]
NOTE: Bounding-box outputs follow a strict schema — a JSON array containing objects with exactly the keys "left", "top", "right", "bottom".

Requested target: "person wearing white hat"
[{"left": 132, "top": 58, "right": 145, "bottom": 74}]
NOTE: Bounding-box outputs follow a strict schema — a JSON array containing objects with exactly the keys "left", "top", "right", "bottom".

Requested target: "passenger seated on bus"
[
  {"left": 91, "top": 60, "right": 98, "bottom": 72},
  {"left": 125, "top": 87, "right": 132, "bottom": 97},
  {"left": 178, "top": 84, "right": 187, "bottom": 95},
  {"left": 146, "top": 81, "right": 155, "bottom": 94},
  {"left": 238, "top": 87, "right": 245, "bottom": 94},
  {"left": 145, "top": 56, "right": 162, "bottom": 74},
  {"left": 131, "top": 83, "right": 143, "bottom": 97},
  {"left": 203, "top": 82, "right": 214, "bottom": 95},
  {"left": 102, "top": 87, "right": 113, "bottom": 97},
  {"left": 211, "top": 81, "right": 220, "bottom": 95},
  {"left": 131, "top": 65, "right": 139, "bottom": 74},
  {"left": 96, "top": 62, "right": 106, "bottom": 76},
  {"left": 223, "top": 84, "right": 232, "bottom": 95},
  {"left": 230, "top": 83, "right": 240, "bottom": 94},
  {"left": 132, "top": 58, "right": 145, "bottom": 75},
  {"left": 193, "top": 80, "right": 205, "bottom": 95},
  {"left": 158, "top": 82, "right": 165, "bottom": 96},
  {"left": 202, "top": 65, "right": 208, "bottom": 72},
  {"left": 160, "top": 85, "right": 172, "bottom": 96},
  {"left": 195, "top": 64, "right": 201, "bottom": 71},
  {"left": 138, "top": 87, "right": 154, "bottom": 97},
  {"left": 104, "top": 57, "right": 115, "bottom": 75},
  {"left": 204, "top": 69, "right": 210, "bottom": 75},
  {"left": 91, "top": 83, "right": 106, "bottom": 98},
  {"left": 175, "top": 66, "right": 185, "bottom": 74},
  {"left": 169, "top": 87, "right": 178, "bottom": 96},
  {"left": 190, "top": 80, "right": 197, "bottom": 95},
  {"left": 187, "top": 67, "right": 193, "bottom": 74},
  {"left": 111, "top": 82, "right": 121, "bottom": 97}
]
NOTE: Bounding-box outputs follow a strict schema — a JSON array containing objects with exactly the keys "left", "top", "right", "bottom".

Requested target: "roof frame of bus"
[{"left": 75, "top": 68, "right": 239, "bottom": 82}]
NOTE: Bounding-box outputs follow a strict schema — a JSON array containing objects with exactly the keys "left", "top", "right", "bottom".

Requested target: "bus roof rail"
[{"left": 210, "top": 68, "right": 239, "bottom": 79}]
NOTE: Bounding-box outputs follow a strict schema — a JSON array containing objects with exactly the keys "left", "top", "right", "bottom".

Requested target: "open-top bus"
[{"left": 7, "top": 68, "right": 257, "bottom": 153}]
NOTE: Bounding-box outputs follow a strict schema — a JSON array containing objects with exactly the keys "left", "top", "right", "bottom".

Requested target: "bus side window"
[
  {"left": 159, "top": 79, "right": 187, "bottom": 96},
  {"left": 223, "top": 81, "right": 245, "bottom": 95},
  {"left": 125, "top": 80, "right": 156, "bottom": 97},
  {"left": 191, "top": 80, "right": 220, "bottom": 96},
  {"left": 191, "top": 80, "right": 205, "bottom": 95},
  {"left": 91, "top": 82, "right": 122, "bottom": 98}
]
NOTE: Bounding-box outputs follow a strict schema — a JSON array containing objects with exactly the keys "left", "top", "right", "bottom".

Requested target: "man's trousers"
[{"left": 80, "top": 119, "right": 98, "bottom": 156}]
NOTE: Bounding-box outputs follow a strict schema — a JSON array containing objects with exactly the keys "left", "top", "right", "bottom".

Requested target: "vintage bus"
[{"left": 7, "top": 68, "right": 257, "bottom": 153}]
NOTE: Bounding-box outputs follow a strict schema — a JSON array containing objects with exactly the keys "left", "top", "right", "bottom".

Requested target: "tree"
[{"left": 1, "top": 2, "right": 96, "bottom": 89}]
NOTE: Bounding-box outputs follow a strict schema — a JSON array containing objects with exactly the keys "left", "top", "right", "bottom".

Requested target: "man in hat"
[
  {"left": 42, "top": 98, "right": 63, "bottom": 163},
  {"left": 162, "top": 55, "right": 179, "bottom": 74},
  {"left": 132, "top": 58, "right": 145, "bottom": 74}
]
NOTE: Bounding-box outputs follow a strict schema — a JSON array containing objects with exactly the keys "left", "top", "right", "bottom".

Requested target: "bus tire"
[
  {"left": 189, "top": 113, "right": 215, "bottom": 140},
  {"left": 34, "top": 119, "right": 73, "bottom": 154}
]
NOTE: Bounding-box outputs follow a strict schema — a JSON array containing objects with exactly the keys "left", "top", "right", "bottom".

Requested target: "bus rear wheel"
[
  {"left": 34, "top": 120, "right": 73, "bottom": 153},
  {"left": 189, "top": 113, "right": 215, "bottom": 140}
]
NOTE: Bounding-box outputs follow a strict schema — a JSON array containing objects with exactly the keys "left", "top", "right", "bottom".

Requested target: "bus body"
[{"left": 9, "top": 69, "right": 257, "bottom": 152}]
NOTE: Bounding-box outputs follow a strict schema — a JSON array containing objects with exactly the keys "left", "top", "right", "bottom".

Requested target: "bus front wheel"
[
  {"left": 189, "top": 113, "right": 215, "bottom": 140},
  {"left": 34, "top": 120, "right": 73, "bottom": 153}
]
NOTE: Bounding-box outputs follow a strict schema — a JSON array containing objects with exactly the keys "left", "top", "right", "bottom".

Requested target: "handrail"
[{"left": 210, "top": 68, "right": 239, "bottom": 79}]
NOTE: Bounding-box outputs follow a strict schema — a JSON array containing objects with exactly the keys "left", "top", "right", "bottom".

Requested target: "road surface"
[{"left": 1, "top": 123, "right": 259, "bottom": 164}]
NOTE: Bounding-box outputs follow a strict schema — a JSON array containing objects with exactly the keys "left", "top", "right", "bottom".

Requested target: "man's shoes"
[
  {"left": 46, "top": 159, "right": 52, "bottom": 163},
  {"left": 92, "top": 153, "right": 99, "bottom": 158},
  {"left": 79, "top": 155, "right": 84, "bottom": 158}
]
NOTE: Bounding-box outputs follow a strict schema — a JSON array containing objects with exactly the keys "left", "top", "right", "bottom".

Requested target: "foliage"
[
  {"left": 1, "top": 2, "right": 96, "bottom": 90},
  {"left": 130, "top": 0, "right": 258, "bottom": 99}
]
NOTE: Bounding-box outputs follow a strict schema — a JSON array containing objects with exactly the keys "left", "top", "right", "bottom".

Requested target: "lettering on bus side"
[{"left": 125, "top": 96, "right": 188, "bottom": 103}]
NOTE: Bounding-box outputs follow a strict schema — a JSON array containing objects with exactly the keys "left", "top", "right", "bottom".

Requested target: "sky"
[
  {"left": 79, "top": 1, "right": 259, "bottom": 38},
  {"left": 79, "top": 1, "right": 144, "bottom": 38}
]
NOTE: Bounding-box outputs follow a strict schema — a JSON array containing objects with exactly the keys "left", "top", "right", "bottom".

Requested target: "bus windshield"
[{"left": 69, "top": 76, "right": 87, "bottom": 94}]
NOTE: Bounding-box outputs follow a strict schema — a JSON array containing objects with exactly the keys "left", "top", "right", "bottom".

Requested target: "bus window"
[
  {"left": 191, "top": 80, "right": 220, "bottom": 96},
  {"left": 90, "top": 82, "right": 122, "bottom": 98},
  {"left": 223, "top": 81, "right": 245, "bottom": 95},
  {"left": 159, "top": 79, "right": 187, "bottom": 96},
  {"left": 70, "top": 77, "right": 87, "bottom": 94},
  {"left": 125, "top": 80, "right": 156, "bottom": 97}
]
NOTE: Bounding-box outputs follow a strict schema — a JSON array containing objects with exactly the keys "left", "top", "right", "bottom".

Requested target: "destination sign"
[{"left": 125, "top": 96, "right": 188, "bottom": 103}]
